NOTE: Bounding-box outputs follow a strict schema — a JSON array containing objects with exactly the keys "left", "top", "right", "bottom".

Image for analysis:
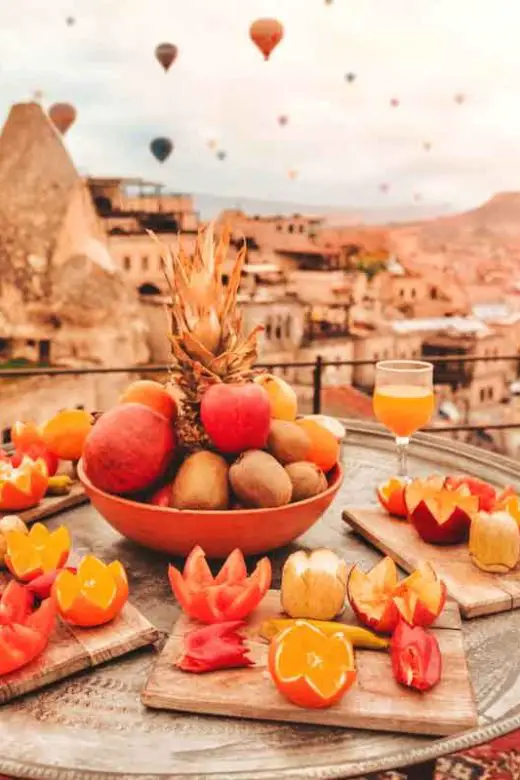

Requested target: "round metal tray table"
[{"left": 2, "top": 421, "right": 520, "bottom": 780}]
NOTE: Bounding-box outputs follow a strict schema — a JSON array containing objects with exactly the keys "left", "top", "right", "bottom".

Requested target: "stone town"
[{"left": 1, "top": 101, "right": 520, "bottom": 454}]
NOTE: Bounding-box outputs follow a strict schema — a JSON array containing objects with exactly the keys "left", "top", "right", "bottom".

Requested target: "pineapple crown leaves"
[{"left": 148, "top": 222, "right": 263, "bottom": 391}]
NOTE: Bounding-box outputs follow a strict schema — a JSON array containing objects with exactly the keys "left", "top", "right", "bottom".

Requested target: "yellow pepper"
[{"left": 259, "top": 618, "right": 389, "bottom": 650}]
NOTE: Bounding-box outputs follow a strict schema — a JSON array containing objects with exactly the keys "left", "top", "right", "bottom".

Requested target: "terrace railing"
[{"left": 1, "top": 353, "right": 519, "bottom": 438}]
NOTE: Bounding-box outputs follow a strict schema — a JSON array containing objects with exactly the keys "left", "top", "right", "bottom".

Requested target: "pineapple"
[{"left": 151, "top": 223, "right": 263, "bottom": 450}]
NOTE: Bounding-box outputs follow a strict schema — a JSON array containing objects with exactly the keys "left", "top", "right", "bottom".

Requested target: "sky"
[{"left": 1, "top": 0, "right": 520, "bottom": 215}]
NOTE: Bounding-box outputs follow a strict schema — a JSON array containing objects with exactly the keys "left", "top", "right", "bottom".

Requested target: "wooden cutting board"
[
  {"left": 343, "top": 507, "right": 520, "bottom": 619},
  {"left": 0, "top": 573, "right": 159, "bottom": 704},
  {"left": 3, "top": 481, "right": 89, "bottom": 525},
  {"left": 141, "top": 591, "right": 478, "bottom": 737}
]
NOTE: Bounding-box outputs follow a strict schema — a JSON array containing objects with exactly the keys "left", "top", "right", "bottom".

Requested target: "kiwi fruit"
[
  {"left": 229, "top": 450, "right": 293, "bottom": 508},
  {"left": 171, "top": 451, "right": 229, "bottom": 510},
  {"left": 285, "top": 461, "right": 328, "bottom": 502},
  {"left": 267, "top": 420, "right": 311, "bottom": 465}
]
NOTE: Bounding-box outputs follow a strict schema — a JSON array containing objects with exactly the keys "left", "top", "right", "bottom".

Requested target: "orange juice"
[{"left": 373, "top": 385, "right": 434, "bottom": 437}]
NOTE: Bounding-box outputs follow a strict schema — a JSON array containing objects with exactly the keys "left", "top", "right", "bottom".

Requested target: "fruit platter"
[
  {"left": 2, "top": 226, "right": 520, "bottom": 780},
  {"left": 77, "top": 226, "right": 344, "bottom": 556},
  {"left": 344, "top": 466, "right": 520, "bottom": 618}
]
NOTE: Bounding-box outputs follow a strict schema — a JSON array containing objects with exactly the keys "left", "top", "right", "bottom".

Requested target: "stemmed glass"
[{"left": 372, "top": 360, "right": 435, "bottom": 480}]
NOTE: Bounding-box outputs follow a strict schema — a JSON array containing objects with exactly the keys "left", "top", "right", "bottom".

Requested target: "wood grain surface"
[
  {"left": 142, "top": 590, "right": 477, "bottom": 737},
  {"left": 12, "top": 481, "right": 89, "bottom": 524},
  {"left": 0, "top": 592, "right": 159, "bottom": 704},
  {"left": 343, "top": 506, "right": 520, "bottom": 618}
]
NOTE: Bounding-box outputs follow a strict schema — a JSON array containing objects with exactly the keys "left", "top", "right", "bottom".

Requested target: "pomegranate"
[{"left": 83, "top": 403, "right": 176, "bottom": 495}]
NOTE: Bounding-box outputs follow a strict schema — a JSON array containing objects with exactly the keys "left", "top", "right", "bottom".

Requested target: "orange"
[
  {"left": 376, "top": 477, "right": 407, "bottom": 518},
  {"left": 295, "top": 419, "right": 339, "bottom": 472},
  {"left": 11, "top": 421, "right": 43, "bottom": 451},
  {"left": 40, "top": 409, "right": 93, "bottom": 461},
  {"left": 268, "top": 621, "right": 356, "bottom": 708},
  {"left": 254, "top": 374, "right": 297, "bottom": 421},
  {"left": 119, "top": 380, "right": 177, "bottom": 422},
  {"left": 54, "top": 555, "right": 128, "bottom": 627},
  {"left": 5, "top": 523, "right": 71, "bottom": 582}
]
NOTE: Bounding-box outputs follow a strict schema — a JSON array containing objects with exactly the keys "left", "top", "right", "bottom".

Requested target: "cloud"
[{"left": 1, "top": 0, "right": 520, "bottom": 212}]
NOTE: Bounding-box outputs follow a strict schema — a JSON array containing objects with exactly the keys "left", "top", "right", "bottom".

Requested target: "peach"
[
  {"left": 254, "top": 374, "right": 297, "bottom": 421},
  {"left": 83, "top": 403, "right": 176, "bottom": 495}
]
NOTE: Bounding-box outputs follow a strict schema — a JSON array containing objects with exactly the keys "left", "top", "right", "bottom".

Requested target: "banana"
[
  {"left": 46, "top": 475, "right": 73, "bottom": 496},
  {"left": 258, "top": 618, "right": 389, "bottom": 650}
]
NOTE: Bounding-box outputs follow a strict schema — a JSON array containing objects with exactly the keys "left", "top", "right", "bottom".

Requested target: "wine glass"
[{"left": 373, "top": 360, "right": 434, "bottom": 480}]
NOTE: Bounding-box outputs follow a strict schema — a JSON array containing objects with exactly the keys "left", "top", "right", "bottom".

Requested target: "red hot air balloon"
[
  {"left": 278, "top": 115, "right": 288, "bottom": 127},
  {"left": 249, "top": 18, "right": 284, "bottom": 61},
  {"left": 155, "top": 43, "right": 178, "bottom": 72},
  {"left": 150, "top": 137, "right": 173, "bottom": 163},
  {"left": 390, "top": 98, "right": 400, "bottom": 108},
  {"left": 49, "top": 103, "right": 77, "bottom": 135},
  {"left": 379, "top": 183, "right": 390, "bottom": 193}
]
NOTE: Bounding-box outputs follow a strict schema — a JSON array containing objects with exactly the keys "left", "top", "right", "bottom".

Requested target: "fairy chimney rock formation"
[{"left": 0, "top": 101, "right": 149, "bottom": 366}]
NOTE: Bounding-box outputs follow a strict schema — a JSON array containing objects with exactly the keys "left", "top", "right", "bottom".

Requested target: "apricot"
[
  {"left": 41, "top": 409, "right": 94, "bottom": 461},
  {"left": 295, "top": 419, "right": 339, "bottom": 473},
  {"left": 254, "top": 374, "right": 297, "bottom": 421},
  {"left": 119, "top": 380, "right": 177, "bottom": 422}
]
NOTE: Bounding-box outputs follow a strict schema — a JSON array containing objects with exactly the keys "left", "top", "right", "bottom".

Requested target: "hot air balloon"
[
  {"left": 454, "top": 93, "right": 466, "bottom": 105},
  {"left": 288, "top": 169, "right": 298, "bottom": 180},
  {"left": 414, "top": 192, "right": 422, "bottom": 203},
  {"left": 249, "top": 18, "right": 284, "bottom": 61},
  {"left": 150, "top": 137, "right": 173, "bottom": 163},
  {"left": 278, "top": 115, "right": 288, "bottom": 127},
  {"left": 208, "top": 139, "right": 217, "bottom": 150},
  {"left": 345, "top": 73, "right": 356, "bottom": 83},
  {"left": 423, "top": 141, "right": 432, "bottom": 151},
  {"left": 217, "top": 150, "right": 227, "bottom": 161},
  {"left": 49, "top": 103, "right": 77, "bottom": 135},
  {"left": 66, "top": 16, "right": 75, "bottom": 26},
  {"left": 155, "top": 43, "right": 178, "bottom": 72},
  {"left": 379, "top": 183, "right": 389, "bottom": 193},
  {"left": 390, "top": 98, "right": 400, "bottom": 108}
]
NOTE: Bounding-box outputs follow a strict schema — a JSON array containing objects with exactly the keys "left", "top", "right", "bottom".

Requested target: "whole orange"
[
  {"left": 296, "top": 419, "right": 340, "bottom": 473},
  {"left": 119, "top": 380, "right": 177, "bottom": 422},
  {"left": 41, "top": 410, "right": 94, "bottom": 461}
]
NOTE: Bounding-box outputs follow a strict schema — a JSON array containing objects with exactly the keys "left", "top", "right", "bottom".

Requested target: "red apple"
[
  {"left": 445, "top": 474, "right": 498, "bottom": 512},
  {"left": 376, "top": 477, "right": 408, "bottom": 518},
  {"left": 406, "top": 479, "right": 478, "bottom": 544},
  {"left": 149, "top": 482, "right": 172, "bottom": 507},
  {"left": 347, "top": 557, "right": 400, "bottom": 634},
  {"left": 201, "top": 383, "right": 271, "bottom": 454},
  {"left": 392, "top": 562, "right": 447, "bottom": 627}
]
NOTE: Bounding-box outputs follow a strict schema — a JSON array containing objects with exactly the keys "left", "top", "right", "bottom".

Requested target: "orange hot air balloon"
[
  {"left": 207, "top": 139, "right": 217, "bottom": 150},
  {"left": 278, "top": 115, "right": 288, "bottom": 127},
  {"left": 288, "top": 169, "right": 298, "bottom": 180},
  {"left": 250, "top": 18, "right": 284, "bottom": 61},
  {"left": 49, "top": 103, "right": 77, "bottom": 135},
  {"left": 155, "top": 43, "right": 178, "bottom": 72}
]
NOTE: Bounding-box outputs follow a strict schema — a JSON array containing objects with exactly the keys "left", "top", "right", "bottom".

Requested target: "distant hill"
[{"left": 193, "top": 191, "right": 454, "bottom": 225}]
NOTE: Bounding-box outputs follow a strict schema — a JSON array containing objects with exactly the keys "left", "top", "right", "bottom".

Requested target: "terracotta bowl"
[{"left": 77, "top": 460, "right": 343, "bottom": 558}]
